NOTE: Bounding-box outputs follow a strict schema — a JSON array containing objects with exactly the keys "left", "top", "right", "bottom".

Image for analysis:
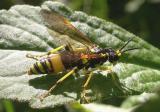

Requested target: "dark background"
[{"left": 1, "top": 0, "right": 159, "bottom": 48}]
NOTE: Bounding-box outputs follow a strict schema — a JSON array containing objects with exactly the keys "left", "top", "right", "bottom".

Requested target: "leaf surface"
[{"left": 0, "top": 1, "right": 160, "bottom": 109}]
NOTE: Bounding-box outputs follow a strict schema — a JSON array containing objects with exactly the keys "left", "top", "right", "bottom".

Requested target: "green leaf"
[
  {"left": 3, "top": 100, "right": 15, "bottom": 112},
  {"left": 0, "top": 1, "right": 160, "bottom": 110},
  {"left": 66, "top": 103, "right": 130, "bottom": 112},
  {"left": 133, "top": 94, "right": 160, "bottom": 112},
  {"left": 121, "top": 93, "right": 158, "bottom": 108},
  {"left": 120, "top": 93, "right": 160, "bottom": 112}
]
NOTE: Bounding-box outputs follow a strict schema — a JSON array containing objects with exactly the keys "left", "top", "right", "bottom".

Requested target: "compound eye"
[
  {"left": 110, "top": 51, "right": 115, "bottom": 57},
  {"left": 108, "top": 51, "right": 119, "bottom": 62}
]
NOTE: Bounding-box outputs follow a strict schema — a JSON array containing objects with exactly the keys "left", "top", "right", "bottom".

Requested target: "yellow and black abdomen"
[{"left": 28, "top": 54, "right": 65, "bottom": 75}]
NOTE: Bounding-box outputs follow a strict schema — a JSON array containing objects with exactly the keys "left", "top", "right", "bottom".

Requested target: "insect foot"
[
  {"left": 80, "top": 89, "right": 90, "bottom": 104},
  {"left": 38, "top": 91, "right": 51, "bottom": 101}
]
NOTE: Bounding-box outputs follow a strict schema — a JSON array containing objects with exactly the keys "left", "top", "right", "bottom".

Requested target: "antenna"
[
  {"left": 119, "top": 37, "right": 134, "bottom": 52},
  {"left": 121, "top": 48, "right": 140, "bottom": 53}
]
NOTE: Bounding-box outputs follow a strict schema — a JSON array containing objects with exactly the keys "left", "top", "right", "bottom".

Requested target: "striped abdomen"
[{"left": 28, "top": 54, "right": 65, "bottom": 75}]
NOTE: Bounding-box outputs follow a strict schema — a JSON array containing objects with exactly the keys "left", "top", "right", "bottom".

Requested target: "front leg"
[
  {"left": 98, "top": 64, "right": 125, "bottom": 93},
  {"left": 98, "top": 64, "right": 114, "bottom": 73}
]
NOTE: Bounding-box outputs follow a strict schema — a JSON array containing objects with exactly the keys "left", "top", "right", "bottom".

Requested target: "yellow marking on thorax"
[
  {"left": 50, "top": 54, "right": 65, "bottom": 73},
  {"left": 74, "top": 47, "right": 88, "bottom": 53},
  {"left": 82, "top": 58, "right": 88, "bottom": 64}
]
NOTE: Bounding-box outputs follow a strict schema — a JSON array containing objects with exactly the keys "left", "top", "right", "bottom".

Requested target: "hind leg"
[
  {"left": 39, "top": 67, "right": 78, "bottom": 100},
  {"left": 26, "top": 45, "right": 65, "bottom": 60}
]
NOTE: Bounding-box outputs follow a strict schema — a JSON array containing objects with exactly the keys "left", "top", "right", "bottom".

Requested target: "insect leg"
[
  {"left": 80, "top": 71, "right": 93, "bottom": 103},
  {"left": 47, "top": 45, "right": 65, "bottom": 55},
  {"left": 26, "top": 53, "right": 42, "bottom": 60},
  {"left": 98, "top": 65, "right": 114, "bottom": 72},
  {"left": 40, "top": 67, "right": 77, "bottom": 100},
  {"left": 26, "top": 45, "right": 65, "bottom": 60},
  {"left": 98, "top": 65, "right": 125, "bottom": 92}
]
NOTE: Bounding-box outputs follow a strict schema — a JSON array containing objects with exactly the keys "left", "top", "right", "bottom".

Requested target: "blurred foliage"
[
  {"left": 0, "top": 0, "right": 14, "bottom": 9},
  {"left": 65, "top": 0, "right": 108, "bottom": 19},
  {"left": 0, "top": 0, "right": 159, "bottom": 48},
  {"left": 0, "top": 100, "right": 15, "bottom": 112}
]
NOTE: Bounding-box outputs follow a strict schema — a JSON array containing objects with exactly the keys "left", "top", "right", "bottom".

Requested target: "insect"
[{"left": 26, "top": 9, "right": 139, "bottom": 103}]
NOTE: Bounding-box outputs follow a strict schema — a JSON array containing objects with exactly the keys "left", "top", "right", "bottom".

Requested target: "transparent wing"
[{"left": 40, "top": 9, "right": 94, "bottom": 46}]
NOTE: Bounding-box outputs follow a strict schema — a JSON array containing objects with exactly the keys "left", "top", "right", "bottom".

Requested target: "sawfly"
[{"left": 26, "top": 9, "right": 139, "bottom": 103}]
